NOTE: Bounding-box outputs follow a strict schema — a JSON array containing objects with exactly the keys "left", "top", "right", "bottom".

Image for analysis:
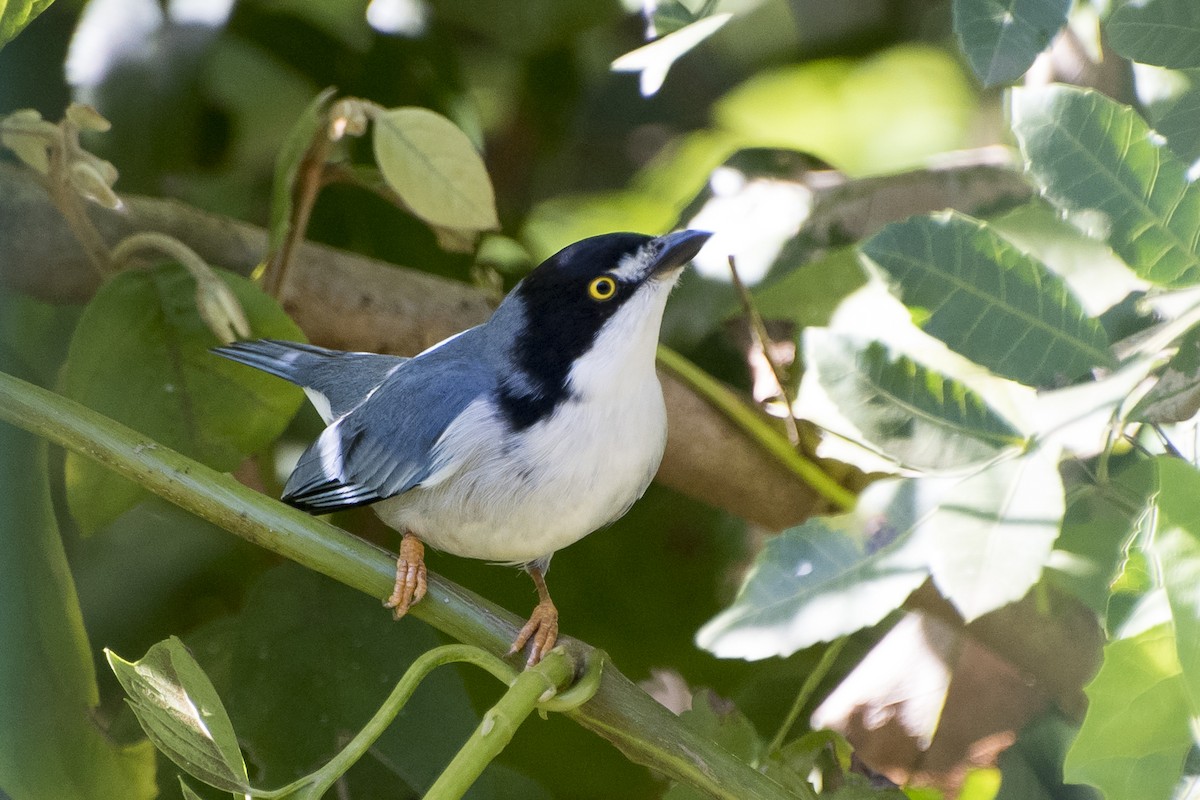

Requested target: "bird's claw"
[
  {"left": 383, "top": 535, "right": 427, "bottom": 619},
  {"left": 508, "top": 599, "right": 559, "bottom": 667}
]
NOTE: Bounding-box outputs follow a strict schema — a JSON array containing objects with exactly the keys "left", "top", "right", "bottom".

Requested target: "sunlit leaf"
[
  {"left": 1131, "top": 325, "right": 1200, "bottom": 423},
  {"left": 923, "top": 446, "right": 1064, "bottom": 622},
  {"left": 0, "top": 386, "right": 157, "bottom": 799},
  {"left": 696, "top": 485, "right": 932, "bottom": 660},
  {"left": 59, "top": 264, "right": 304, "bottom": 533},
  {"left": 953, "top": 0, "right": 1070, "bottom": 87},
  {"left": 106, "top": 637, "right": 251, "bottom": 793},
  {"left": 1011, "top": 85, "right": 1200, "bottom": 287},
  {"left": 1108, "top": 0, "right": 1200, "bottom": 69},
  {"left": 1147, "top": 70, "right": 1200, "bottom": 163},
  {"left": 611, "top": 13, "right": 732, "bottom": 97},
  {"left": 372, "top": 106, "right": 499, "bottom": 232},
  {"left": 802, "top": 330, "right": 1025, "bottom": 472},
  {"left": 1065, "top": 625, "right": 1192, "bottom": 800},
  {"left": 0, "top": 0, "right": 53, "bottom": 51},
  {"left": 860, "top": 211, "right": 1113, "bottom": 386},
  {"left": 1048, "top": 483, "right": 1140, "bottom": 618},
  {"left": 1147, "top": 457, "right": 1200, "bottom": 709}
]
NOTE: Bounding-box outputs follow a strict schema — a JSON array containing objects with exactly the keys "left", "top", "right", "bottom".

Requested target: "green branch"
[
  {"left": 0, "top": 369, "right": 807, "bottom": 800},
  {"left": 657, "top": 345, "right": 856, "bottom": 511}
]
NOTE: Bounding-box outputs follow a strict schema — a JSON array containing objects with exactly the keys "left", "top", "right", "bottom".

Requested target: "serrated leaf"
[
  {"left": 107, "top": 637, "right": 250, "bottom": 793},
  {"left": 860, "top": 211, "right": 1113, "bottom": 386},
  {"left": 0, "top": 0, "right": 54, "bottom": 51},
  {"left": 1147, "top": 457, "right": 1200, "bottom": 710},
  {"left": 59, "top": 263, "right": 304, "bottom": 533},
  {"left": 1108, "top": 0, "right": 1200, "bottom": 69},
  {"left": 922, "top": 446, "right": 1064, "bottom": 622},
  {"left": 372, "top": 107, "right": 499, "bottom": 232},
  {"left": 1132, "top": 325, "right": 1200, "bottom": 423},
  {"left": 268, "top": 87, "right": 336, "bottom": 255},
  {"left": 1011, "top": 85, "right": 1200, "bottom": 287},
  {"left": 802, "top": 329, "right": 1025, "bottom": 472},
  {"left": 953, "top": 0, "right": 1070, "bottom": 87},
  {"left": 696, "top": 485, "right": 932, "bottom": 660},
  {"left": 1064, "top": 625, "right": 1192, "bottom": 800},
  {"left": 0, "top": 379, "right": 157, "bottom": 799}
]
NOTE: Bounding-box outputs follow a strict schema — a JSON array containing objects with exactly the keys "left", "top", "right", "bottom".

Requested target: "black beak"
[{"left": 649, "top": 229, "right": 712, "bottom": 276}]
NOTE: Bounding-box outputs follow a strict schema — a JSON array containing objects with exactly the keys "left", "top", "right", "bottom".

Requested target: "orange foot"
[
  {"left": 507, "top": 566, "right": 559, "bottom": 667},
  {"left": 383, "top": 533, "right": 427, "bottom": 619}
]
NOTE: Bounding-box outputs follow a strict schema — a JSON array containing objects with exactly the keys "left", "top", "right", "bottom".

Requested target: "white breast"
[{"left": 373, "top": 280, "right": 674, "bottom": 564}]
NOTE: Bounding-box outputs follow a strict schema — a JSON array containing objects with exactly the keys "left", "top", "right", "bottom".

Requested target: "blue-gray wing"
[
  {"left": 280, "top": 330, "right": 495, "bottom": 513},
  {"left": 213, "top": 339, "right": 407, "bottom": 421}
]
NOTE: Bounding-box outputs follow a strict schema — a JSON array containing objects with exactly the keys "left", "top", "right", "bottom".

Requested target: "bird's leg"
[
  {"left": 508, "top": 565, "right": 559, "bottom": 667},
  {"left": 383, "top": 532, "right": 427, "bottom": 619}
]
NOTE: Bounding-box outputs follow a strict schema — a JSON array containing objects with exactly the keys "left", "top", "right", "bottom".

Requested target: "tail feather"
[{"left": 213, "top": 339, "right": 407, "bottom": 422}]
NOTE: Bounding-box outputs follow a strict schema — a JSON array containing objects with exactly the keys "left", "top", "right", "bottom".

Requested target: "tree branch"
[{"left": 0, "top": 369, "right": 805, "bottom": 800}]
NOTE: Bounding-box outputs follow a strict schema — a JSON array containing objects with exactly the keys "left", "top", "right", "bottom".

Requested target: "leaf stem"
[
  {"left": 766, "top": 637, "right": 847, "bottom": 755},
  {"left": 280, "top": 644, "right": 541, "bottom": 800},
  {"left": 656, "top": 345, "right": 856, "bottom": 511},
  {"left": 425, "top": 650, "right": 575, "bottom": 800},
  {"left": 727, "top": 254, "right": 803, "bottom": 448}
]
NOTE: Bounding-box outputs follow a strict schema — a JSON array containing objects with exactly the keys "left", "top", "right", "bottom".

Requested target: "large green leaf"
[
  {"left": 922, "top": 446, "right": 1064, "bottom": 622},
  {"left": 802, "top": 329, "right": 1025, "bottom": 472},
  {"left": 59, "top": 263, "right": 304, "bottom": 533},
  {"left": 372, "top": 107, "right": 499, "bottom": 233},
  {"left": 1065, "top": 625, "right": 1192, "bottom": 800},
  {"left": 0, "top": 0, "right": 53, "bottom": 51},
  {"left": 106, "top": 637, "right": 251, "bottom": 794},
  {"left": 696, "top": 482, "right": 932, "bottom": 660},
  {"left": 1148, "top": 457, "right": 1200, "bottom": 711},
  {"left": 0, "top": 353, "right": 156, "bottom": 799},
  {"left": 860, "top": 211, "right": 1113, "bottom": 386},
  {"left": 1011, "top": 85, "right": 1200, "bottom": 287},
  {"left": 952, "top": 0, "right": 1070, "bottom": 87},
  {"left": 1108, "top": 0, "right": 1200, "bottom": 69}
]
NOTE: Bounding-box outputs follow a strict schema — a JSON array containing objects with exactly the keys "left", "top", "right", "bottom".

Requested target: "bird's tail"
[{"left": 211, "top": 339, "right": 337, "bottom": 386}]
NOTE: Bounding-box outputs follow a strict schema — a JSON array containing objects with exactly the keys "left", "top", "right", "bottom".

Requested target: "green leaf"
[
  {"left": 372, "top": 107, "right": 499, "bottom": 233},
  {"left": 106, "top": 637, "right": 251, "bottom": 794},
  {"left": 1131, "top": 324, "right": 1200, "bottom": 423},
  {"left": 0, "top": 363, "right": 157, "bottom": 798},
  {"left": 953, "top": 0, "right": 1070, "bottom": 87},
  {"left": 665, "top": 691, "right": 764, "bottom": 799},
  {"left": 1049, "top": 483, "right": 1140, "bottom": 617},
  {"left": 1108, "top": 0, "right": 1200, "bottom": 69},
  {"left": 1148, "top": 457, "right": 1200, "bottom": 710},
  {"left": 59, "top": 263, "right": 304, "bottom": 532},
  {"left": 696, "top": 485, "right": 932, "bottom": 659},
  {"left": 802, "top": 330, "right": 1025, "bottom": 472},
  {"left": 1065, "top": 625, "right": 1192, "bottom": 800},
  {"left": 268, "top": 87, "right": 336, "bottom": 255},
  {"left": 922, "top": 447, "right": 1065, "bottom": 622},
  {"left": 1011, "top": 85, "right": 1200, "bottom": 287},
  {"left": 177, "top": 778, "right": 205, "bottom": 800},
  {"left": 0, "top": 0, "right": 53, "bottom": 51},
  {"left": 860, "top": 210, "right": 1113, "bottom": 386}
]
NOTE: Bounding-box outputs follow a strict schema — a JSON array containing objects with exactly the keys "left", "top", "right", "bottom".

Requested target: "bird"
[{"left": 214, "top": 230, "right": 712, "bottom": 665}]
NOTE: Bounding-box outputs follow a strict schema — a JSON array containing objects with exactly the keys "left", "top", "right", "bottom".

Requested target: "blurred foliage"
[{"left": 5, "top": 0, "right": 1200, "bottom": 799}]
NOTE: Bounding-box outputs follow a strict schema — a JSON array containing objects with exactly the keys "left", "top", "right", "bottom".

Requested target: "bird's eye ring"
[{"left": 588, "top": 276, "right": 617, "bottom": 301}]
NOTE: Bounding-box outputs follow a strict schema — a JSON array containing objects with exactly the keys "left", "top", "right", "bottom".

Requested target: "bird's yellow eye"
[{"left": 588, "top": 276, "right": 617, "bottom": 301}]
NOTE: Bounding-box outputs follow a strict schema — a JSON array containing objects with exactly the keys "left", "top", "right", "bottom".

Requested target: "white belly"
[{"left": 373, "top": 375, "right": 667, "bottom": 564}]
